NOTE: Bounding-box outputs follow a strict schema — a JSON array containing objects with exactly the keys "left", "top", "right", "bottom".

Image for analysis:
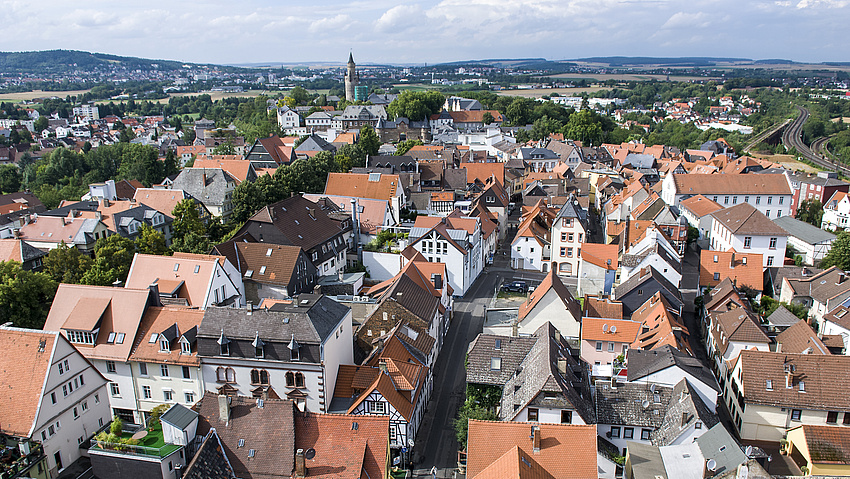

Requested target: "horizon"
[{"left": 2, "top": 0, "right": 848, "bottom": 66}]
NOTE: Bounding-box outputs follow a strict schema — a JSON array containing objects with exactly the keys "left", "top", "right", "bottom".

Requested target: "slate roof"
[
  {"left": 776, "top": 320, "right": 829, "bottom": 355},
  {"left": 160, "top": 403, "right": 198, "bottom": 430},
  {"left": 627, "top": 345, "right": 719, "bottom": 392},
  {"left": 500, "top": 323, "right": 593, "bottom": 423},
  {"left": 614, "top": 266, "right": 683, "bottom": 311},
  {"left": 622, "top": 153, "right": 655, "bottom": 169},
  {"left": 738, "top": 350, "right": 850, "bottom": 409},
  {"left": 694, "top": 424, "right": 748, "bottom": 476},
  {"left": 594, "top": 380, "right": 671, "bottom": 427},
  {"left": 652, "top": 379, "right": 719, "bottom": 446},
  {"left": 171, "top": 168, "right": 236, "bottom": 206},
  {"left": 767, "top": 305, "right": 803, "bottom": 328},
  {"left": 243, "top": 195, "right": 350, "bottom": 252},
  {"left": 182, "top": 429, "right": 236, "bottom": 479},
  {"left": 197, "top": 295, "right": 348, "bottom": 345},
  {"left": 196, "top": 394, "right": 295, "bottom": 479},
  {"left": 711, "top": 202, "right": 788, "bottom": 236},
  {"left": 784, "top": 267, "right": 850, "bottom": 303},
  {"left": 773, "top": 215, "right": 836, "bottom": 245},
  {"left": 295, "top": 133, "right": 336, "bottom": 153},
  {"left": 466, "top": 334, "right": 537, "bottom": 386}
]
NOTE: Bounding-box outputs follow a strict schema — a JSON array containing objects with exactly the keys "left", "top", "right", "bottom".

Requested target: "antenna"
[
  {"left": 642, "top": 400, "right": 650, "bottom": 409},
  {"left": 650, "top": 384, "right": 656, "bottom": 393},
  {"left": 602, "top": 324, "right": 609, "bottom": 333},
  {"left": 745, "top": 445, "right": 753, "bottom": 457},
  {"left": 305, "top": 448, "right": 316, "bottom": 460},
  {"left": 706, "top": 459, "right": 717, "bottom": 471},
  {"left": 610, "top": 325, "right": 617, "bottom": 334}
]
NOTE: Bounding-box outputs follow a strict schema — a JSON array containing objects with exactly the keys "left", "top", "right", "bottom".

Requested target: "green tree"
[
  {"left": 0, "top": 165, "right": 21, "bottom": 193},
  {"left": 135, "top": 224, "right": 169, "bottom": 256},
  {"left": 394, "top": 139, "right": 423, "bottom": 156},
  {"left": 386, "top": 91, "right": 445, "bottom": 121},
  {"left": 170, "top": 231, "right": 212, "bottom": 254},
  {"left": 482, "top": 112, "right": 495, "bottom": 125},
  {"left": 42, "top": 242, "right": 92, "bottom": 284},
  {"left": 81, "top": 234, "right": 136, "bottom": 286},
  {"left": 506, "top": 98, "right": 532, "bottom": 126},
  {"left": 563, "top": 109, "right": 603, "bottom": 146},
  {"left": 795, "top": 199, "right": 824, "bottom": 227},
  {"left": 212, "top": 141, "right": 236, "bottom": 156},
  {"left": 820, "top": 231, "right": 850, "bottom": 270},
  {"left": 119, "top": 128, "right": 135, "bottom": 143},
  {"left": 33, "top": 116, "right": 49, "bottom": 133},
  {"left": 0, "top": 261, "right": 57, "bottom": 329},
  {"left": 359, "top": 125, "right": 381, "bottom": 157},
  {"left": 171, "top": 199, "right": 210, "bottom": 253}
]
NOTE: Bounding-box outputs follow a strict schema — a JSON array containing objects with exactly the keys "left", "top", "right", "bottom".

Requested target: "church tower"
[{"left": 344, "top": 52, "right": 359, "bottom": 102}]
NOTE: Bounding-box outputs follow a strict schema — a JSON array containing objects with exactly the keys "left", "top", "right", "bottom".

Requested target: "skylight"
[
  {"left": 259, "top": 266, "right": 266, "bottom": 275},
  {"left": 244, "top": 270, "right": 254, "bottom": 278},
  {"left": 266, "top": 248, "right": 273, "bottom": 256},
  {"left": 116, "top": 333, "right": 125, "bottom": 344},
  {"left": 149, "top": 333, "right": 158, "bottom": 343},
  {"left": 173, "top": 263, "right": 179, "bottom": 271}
]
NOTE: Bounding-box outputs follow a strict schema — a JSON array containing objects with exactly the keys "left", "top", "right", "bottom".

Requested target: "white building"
[
  {"left": 709, "top": 203, "right": 788, "bottom": 268},
  {"left": 661, "top": 173, "right": 792, "bottom": 220},
  {"left": 72, "top": 104, "right": 100, "bottom": 121},
  {"left": 774, "top": 215, "right": 836, "bottom": 266},
  {"left": 550, "top": 198, "right": 587, "bottom": 277},
  {"left": 822, "top": 190, "right": 850, "bottom": 231},
  {"left": 408, "top": 215, "right": 484, "bottom": 296},
  {"left": 276, "top": 106, "right": 301, "bottom": 132},
  {"left": 511, "top": 203, "right": 557, "bottom": 272}
]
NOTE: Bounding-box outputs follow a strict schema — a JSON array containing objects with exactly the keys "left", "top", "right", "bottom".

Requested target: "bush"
[
  {"left": 148, "top": 404, "right": 170, "bottom": 428},
  {"left": 110, "top": 416, "right": 123, "bottom": 435}
]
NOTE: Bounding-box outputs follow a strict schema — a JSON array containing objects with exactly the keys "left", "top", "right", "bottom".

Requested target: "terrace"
[
  {"left": 90, "top": 423, "right": 181, "bottom": 459},
  {"left": 0, "top": 436, "right": 45, "bottom": 479}
]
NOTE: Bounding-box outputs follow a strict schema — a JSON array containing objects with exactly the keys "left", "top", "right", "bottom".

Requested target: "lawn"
[{"left": 100, "top": 424, "right": 181, "bottom": 458}]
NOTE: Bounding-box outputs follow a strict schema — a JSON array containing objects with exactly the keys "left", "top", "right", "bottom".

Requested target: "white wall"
[
  {"left": 710, "top": 219, "right": 787, "bottom": 268},
  {"left": 512, "top": 236, "right": 547, "bottom": 272},
  {"left": 513, "top": 405, "right": 586, "bottom": 425},
  {"left": 362, "top": 251, "right": 404, "bottom": 282},
  {"left": 320, "top": 309, "right": 354, "bottom": 402},
  {"left": 132, "top": 361, "right": 205, "bottom": 423},
  {"left": 520, "top": 289, "right": 581, "bottom": 339}
]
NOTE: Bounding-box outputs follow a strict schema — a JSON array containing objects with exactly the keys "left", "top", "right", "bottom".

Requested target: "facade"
[
  {"left": 169, "top": 168, "right": 237, "bottom": 220},
  {"left": 661, "top": 173, "right": 792, "bottom": 219},
  {"left": 709, "top": 203, "right": 788, "bottom": 268},
  {"left": 578, "top": 243, "right": 619, "bottom": 297},
  {"left": 214, "top": 242, "right": 318, "bottom": 305},
  {"left": 779, "top": 266, "right": 850, "bottom": 328},
  {"left": 595, "top": 381, "right": 672, "bottom": 455},
  {"left": 196, "top": 296, "right": 353, "bottom": 413},
  {"left": 511, "top": 202, "right": 557, "bottom": 272},
  {"left": 408, "top": 215, "right": 484, "bottom": 296},
  {"left": 550, "top": 198, "right": 587, "bottom": 276},
  {"left": 784, "top": 170, "right": 850, "bottom": 216},
  {"left": 580, "top": 317, "right": 640, "bottom": 376},
  {"left": 822, "top": 190, "right": 850, "bottom": 231}
]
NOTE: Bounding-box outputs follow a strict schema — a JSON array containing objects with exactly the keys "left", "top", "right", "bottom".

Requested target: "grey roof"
[
  {"left": 112, "top": 205, "right": 173, "bottom": 236},
  {"left": 198, "top": 294, "right": 349, "bottom": 345},
  {"left": 517, "top": 147, "right": 559, "bottom": 160},
  {"left": 499, "top": 322, "right": 594, "bottom": 423},
  {"left": 622, "top": 243, "right": 682, "bottom": 275},
  {"left": 623, "top": 153, "right": 656, "bottom": 169},
  {"left": 594, "top": 380, "right": 672, "bottom": 428},
  {"left": 182, "top": 430, "right": 235, "bottom": 479},
  {"left": 160, "top": 403, "right": 199, "bottom": 431},
  {"left": 171, "top": 168, "right": 235, "bottom": 206},
  {"left": 766, "top": 305, "right": 802, "bottom": 328},
  {"left": 695, "top": 424, "right": 747, "bottom": 476},
  {"left": 340, "top": 105, "right": 386, "bottom": 120},
  {"left": 19, "top": 240, "right": 46, "bottom": 263},
  {"left": 378, "top": 273, "right": 440, "bottom": 325},
  {"left": 625, "top": 441, "right": 667, "bottom": 479},
  {"left": 627, "top": 345, "right": 719, "bottom": 392},
  {"left": 554, "top": 196, "right": 587, "bottom": 224},
  {"left": 652, "top": 379, "right": 719, "bottom": 446},
  {"left": 295, "top": 134, "right": 336, "bottom": 153},
  {"left": 466, "top": 334, "right": 537, "bottom": 386},
  {"left": 614, "top": 266, "right": 683, "bottom": 310},
  {"left": 443, "top": 169, "right": 468, "bottom": 190},
  {"left": 773, "top": 215, "right": 836, "bottom": 245}
]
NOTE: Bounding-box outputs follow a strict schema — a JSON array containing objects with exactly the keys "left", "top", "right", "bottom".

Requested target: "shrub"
[{"left": 110, "top": 416, "right": 123, "bottom": 435}]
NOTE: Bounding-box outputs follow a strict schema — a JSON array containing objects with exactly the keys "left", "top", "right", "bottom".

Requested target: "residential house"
[
  {"left": 0, "top": 237, "right": 45, "bottom": 270},
  {"left": 0, "top": 325, "right": 111, "bottom": 478},
  {"left": 334, "top": 105, "right": 387, "bottom": 129},
  {"left": 651, "top": 379, "right": 720, "bottom": 447},
  {"left": 577, "top": 243, "right": 619, "bottom": 297},
  {"left": 679, "top": 194, "right": 723, "bottom": 243},
  {"left": 710, "top": 203, "right": 788, "bottom": 268},
  {"left": 595, "top": 380, "right": 672, "bottom": 455},
  {"left": 465, "top": 420, "right": 598, "bottom": 479},
  {"left": 619, "top": 228, "right": 682, "bottom": 287},
  {"left": 581, "top": 317, "right": 641, "bottom": 377},
  {"left": 661, "top": 173, "right": 793, "bottom": 219},
  {"left": 408, "top": 215, "right": 484, "bottom": 296},
  {"left": 302, "top": 194, "right": 397, "bottom": 246},
  {"left": 325, "top": 172, "right": 406, "bottom": 224},
  {"left": 245, "top": 135, "right": 294, "bottom": 165},
  {"left": 170, "top": 168, "right": 237, "bottom": 220},
  {"left": 775, "top": 319, "right": 830, "bottom": 355},
  {"left": 305, "top": 111, "right": 335, "bottom": 132},
  {"left": 487, "top": 270, "right": 582, "bottom": 339},
  {"left": 214, "top": 243, "right": 317, "bottom": 305},
  {"left": 782, "top": 170, "right": 850, "bottom": 216},
  {"left": 774, "top": 215, "right": 836, "bottom": 266},
  {"left": 780, "top": 266, "right": 850, "bottom": 328},
  {"left": 727, "top": 350, "right": 850, "bottom": 441},
  {"left": 125, "top": 253, "right": 243, "bottom": 308},
  {"left": 473, "top": 177, "right": 510, "bottom": 239},
  {"left": 516, "top": 147, "right": 560, "bottom": 172},
  {"left": 550, "top": 197, "right": 587, "bottom": 276},
  {"left": 706, "top": 308, "right": 770, "bottom": 379},
  {"left": 17, "top": 213, "right": 110, "bottom": 254},
  {"left": 786, "top": 425, "right": 850, "bottom": 477},
  {"left": 511, "top": 201, "right": 557, "bottom": 272},
  {"left": 630, "top": 292, "right": 693, "bottom": 356},
  {"left": 275, "top": 106, "right": 301, "bottom": 131},
  {"left": 627, "top": 346, "right": 720, "bottom": 412},
  {"left": 374, "top": 117, "right": 431, "bottom": 143},
  {"left": 699, "top": 250, "right": 763, "bottom": 291},
  {"left": 466, "top": 333, "right": 537, "bottom": 391},
  {"left": 294, "top": 133, "right": 336, "bottom": 158},
  {"left": 133, "top": 188, "right": 201, "bottom": 220},
  {"left": 614, "top": 266, "right": 684, "bottom": 317},
  {"left": 197, "top": 295, "right": 353, "bottom": 413},
  {"left": 428, "top": 110, "right": 504, "bottom": 131},
  {"left": 234, "top": 195, "right": 353, "bottom": 277},
  {"left": 49, "top": 199, "right": 174, "bottom": 245},
  {"left": 821, "top": 305, "right": 850, "bottom": 355},
  {"left": 822, "top": 190, "right": 850, "bottom": 231}
]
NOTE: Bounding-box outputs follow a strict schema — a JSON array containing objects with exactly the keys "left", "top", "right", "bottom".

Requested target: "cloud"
[
  {"left": 374, "top": 4, "right": 425, "bottom": 33},
  {"left": 796, "top": 0, "right": 849, "bottom": 7},
  {"left": 309, "top": 14, "right": 352, "bottom": 33},
  {"left": 660, "top": 11, "right": 711, "bottom": 29}
]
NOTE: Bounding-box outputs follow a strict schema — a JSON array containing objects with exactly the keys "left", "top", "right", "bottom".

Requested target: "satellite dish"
[
  {"left": 305, "top": 448, "right": 316, "bottom": 460},
  {"left": 650, "top": 384, "right": 656, "bottom": 393},
  {"left": 610, "top": 325, "right": 617, "bottom": 334},
  {"left": 707, "top": 459, "right": 717, "bottom": 471},
  {"left": 642, "top": 400, "right": 650, "bottom": 409},
  {"left": 745, "top": 445, "right": 753, "bottom": 457},
  {"left": 602, "top": 324, "right": 609, "bottom": 332}
]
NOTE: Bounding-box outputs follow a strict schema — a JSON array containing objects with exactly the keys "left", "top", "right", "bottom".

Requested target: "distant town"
[{"left": 1, "top": 50, "right": 850, "bottom": 479}]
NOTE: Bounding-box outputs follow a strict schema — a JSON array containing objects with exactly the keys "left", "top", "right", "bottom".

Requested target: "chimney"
[
  {"left": 682, "top": 412, "right": 689, "bottom": 427},
  {"left": 839, "top": 272, "right": 846, "bottom": 284},
  {"left": 295, "top": 449, "right": 307, "bottom": 478},
  {"left": 148, "top": 283, "right": 162, "bottom": 307},
  {"left": 102, "top": 199, "right": 110, "bottom": 208},
  {"left": 261, "top": 388, "right": 269, "bottom": 403},
  {"left": 531, "top": 426, "right": 541, "bottom": 453},
  {"left": 218, "top": 394, "right": 231, "bottom": 424},
  {"left": 247, "top": 301, "right": 253, "bottom": 315},
  {"left": 557, "top": 358, "right": 567, "bottom": 375},
  {"left": 378, "top": 359, "right": 388, "bottom": 374},
  {"left": 730, "top": 252, "right": 735, "bottom": 268},
  {"left": 511, "top": 321, "right": 519, "bottom": 338}
]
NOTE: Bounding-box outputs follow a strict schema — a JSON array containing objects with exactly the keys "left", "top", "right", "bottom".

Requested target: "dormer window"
[
  {"left": 288, "top": 334, "right": 300, "bottom": 361},
  {"left": 218, "top": 331, "right": 230, "bottom": 356},
  {"left": 66, "top": 329, "right": 97, "bottom": 345},
  {"left": 160, "top": 338, "right": 170, "bottom": 352},
  {"left": 180, "top": 338, "right": 191, "bottom": 354},
  {"left": 253, "top": 332, "right": 265, "bottom": 359}
]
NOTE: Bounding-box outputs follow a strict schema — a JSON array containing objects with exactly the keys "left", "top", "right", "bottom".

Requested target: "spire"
[{"left": 348, "top": 52, "right": 355, "bottom": 65}]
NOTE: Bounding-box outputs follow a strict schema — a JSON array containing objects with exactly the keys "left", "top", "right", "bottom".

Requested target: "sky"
[{"left": 2, "top": 0, "right": 849, "bottom": 65}]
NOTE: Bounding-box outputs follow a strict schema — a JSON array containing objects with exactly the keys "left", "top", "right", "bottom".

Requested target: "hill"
[{"left": 0, "top": 49, "right": 241, "bottom": 73}]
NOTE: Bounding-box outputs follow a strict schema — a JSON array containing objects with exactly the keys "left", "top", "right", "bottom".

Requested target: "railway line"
[{"left": 782, "top": 106, "right": 850, "bottom": 176}]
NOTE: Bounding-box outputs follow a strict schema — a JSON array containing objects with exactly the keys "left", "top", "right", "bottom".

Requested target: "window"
[
  {"left": 106, "top": 361, "right": 116, "bottom": 373},
  {"left": 161, "top": 364, "right": 170, "bottom": 377},
  {"left": 733, "top": 196, "right": 738, "bottom": 204},
  {"left": 779, "top": 196, "right": 784, "bottom": 205},
  {"left": 713, "top": 255, "right": 718, "bottom": 263},
  {"left": 791, "top": 409, "right": 802, "bottom": 421},
  {"left": 73, "top": 407, "right": 79, "bottom": 419},
  {"left": 844, "top": 413, "right": 850, "bottom": 425},
  {"left": 743, "top": 236, "right": 752, "bottom": 248},
  {"left": 494, "top": 339, "right": 502, "bottom": 350},
  {"left": 58, "top": 362, "right": 65, "bottom": 375},
  {"left": 756, "top": 196, "right": 761, "bottom": 205},
  {"left": 182, "top": 366, "right": 191, "bottom": 379},
  {"left": 94, "top": 394, "right": 99, "bottom": 404},
  {"left": 724, "top": 196, "right": 729, "bottom": 204},
  {"left": 180, "top": 341, "right": 191, "bottom": 354},
  {"left": 560, "top": 247, "right": 566, "bottom": 257},
  {"left": 163, "top": 390, "right": 173, "bottom": 401},
  {"left": 610, "top": 426, "right": 621, "bottom": 438},
  {"left": 641, "top": 429, "right": 651, "bottom": 440},
  {"left": 608, "top": 342, "right": 614, "bottom": 352},
  {"left": 51, "top": 392, "right": 56, "bottom": 404},
  {"left": 285, "top": 371, "right": 305, "bottom": 388},
  {"left": 220, "top": 342, "right": 229, "bottom": 356},
  {"left": 766, "top": 210, "right": 770, "bottom": 218},
  {"left": 827, "top": 411, "right": 839, "bottom": 424},
  {"left": 766, "top": 379, "right": 773, "bottom": 390},
  {"left": 160, "top": 338, "right": 169, "bottom": 352},
  {"left": 769, "top": 237, "right": 777, "bottom": 249},
  {"left": 143, "top": 386, "right": 151, "bottom": 399},
  {"left": 624, "top": 427, "right": 634, "bottom": 439},
  {"left": 561, "top": 233, "right": 567, "bottom": 241},
  {"left": 799, "top": 381, "right": 806, "bottom": 392},
  {"left": 767, "top": 256, "right": 774, "bottom": 266},
  {"left": 291, "top": 347, "right": 300, "bottom": 361},
  {"left": 561, "top": 410, "right": 572, "bottom": 424},
  {"left": 185, "top": 392, "right": 195, "bottom": 404},
  {"left": 568, "top": 233, "right": 574, "bottom": 242},
  {"left": 567, "top": 248, "right": 573, "bottom": 258},
  {"left": 490, "top": 357, "right": 502, "bottom": 370},
  {"left": 596, "top": 342, "right": 603, "bottom": 351},
  {"left": 714, "top": 272, "right": 720, "bottom": 281},
  {"left": 528, "top": 408, "right": 539, "bottom": 421},
  {"left": 768, "top": 196, "right": 773, "bottom": 205},
  {"left": 370, "top": 401, "right": 386, "bottom": 414},
  {"left": 139, "top": 362, "right": 148, "bottom": 376},
  {"left": 110, "top": 383, "right": 120, "bottom": 397}
]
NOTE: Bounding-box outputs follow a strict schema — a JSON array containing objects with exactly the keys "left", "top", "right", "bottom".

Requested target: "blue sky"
[{"left": 2, "top": 0, "right": 848, "bottom": 64}]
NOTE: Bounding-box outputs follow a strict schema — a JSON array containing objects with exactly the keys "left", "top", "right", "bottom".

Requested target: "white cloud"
[
  {"left": 660, "top": 11, "right": 711, "bottom": 29},
  {"left": 309, "top": 14, "right": 352, "bottom": 33}
]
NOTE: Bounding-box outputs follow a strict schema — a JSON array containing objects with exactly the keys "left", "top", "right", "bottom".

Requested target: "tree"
[
  {"left": 171, "top": 199, "right": 210, "bottom": 254},
  {"left": 394, "top": 139, "right": 423, "bottom": 156},
  {"left": 212, "top": 141, "right": 236, "bottom": 156},
  {"left": 170, "top": 231, "right": 212, "bottom": 255},
  {"left": 796, "top": 199, "right": 823, "bottom": 227},
  {"left": 563, "top": 109, "right": 603, "bottom": 146},
  {"left": 136, "top": 224, "right": 169, "bottom": 256},
  {"left": 506, "top": 98, "right": 532, "bottom": 126},
  {"left": 820, "top": 231, "right": 850, "bottom": 270},
  {"left": 0, "top": 165, "right": 21, "bottom": 193},
  {"left": 386, "top": 91, "right": 445, "bottom": 121},
  {"left": 359, "top": 125, "right": 380, "bottom": 157},
  {"left": 33, "top": 116, "right": 49, "bottom": 133},
  {"left": 81, "top": 234, "right": 136, "bottom": 286},
  {"left": 42, "top": 242, "right": 92, "bottom": 284},
  {"left": 0, "top": 261, "right": 57, "bottom": 329},
  {"left": 119, "top": 128, "right": 135, "bottom": 143},
  {"left": 482, "top": 112, "right": 495, "bottom": 125}
]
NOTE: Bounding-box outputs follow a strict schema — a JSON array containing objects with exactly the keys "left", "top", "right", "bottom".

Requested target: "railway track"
[{"left": 782, "top": 106, "right": 850, "bottom": 176}]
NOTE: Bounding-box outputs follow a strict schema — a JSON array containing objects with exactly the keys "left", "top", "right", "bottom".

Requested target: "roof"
[
  {"left": 333, "top": 356, "right": 428, "bottom": 422},
  {"left": 198, "top": 295, "right": 348, "bottom": 345},
  {"left": 767, "top": 305, "right": 803, "bottom": 328},
  {"left": 171, "top": 168, "right": 236, "bottom": 205},
  {"left": 0, "top": 238, "right": 44, "bottom": 264},
  {"left": 776, "top": 320, "right": 829, "bottom": 355},
  {"left": 0, "top": 327, "right": 58, "bottom": 436},
  {"left": 129, "top": 306, "right": 204, "bottom": 366},
  {"left": 302, "top": 194, "right": 390, "bottom": 235},
  {"left": 243, "top": 195, "right": 350, "bottom": 252},
  {"left": 235, "top": 243, "right": 304, "bottom": 286},
  {"left": 709, "top": 308, "right": 770, "bottom": 355},
  {"left": 631, "top": 292, "right": 693, "bottom": 355},
  {"left": 710, "top": 203, "right": 788, "bottom": 236},
  {"left": 614, "top": 266, "right": 683, "bottom": 312},
  {"left": 584, "top": 296, "right": 623, "bottom": 319},
  {"left": 595, "top": 380, "right": 671, "bottom": 427},
  {"left": 466, "top": 334, "right": 537, "bottom": 386},
  {"left": 466, "top": 420, "right": 597, "bottom": 479},
  {"left": 823, "top": 304, "right": 850, "bottom": 330},
  {"left": 294, "top": 412, "right": 389, "bottom": 479},
  {"left": 193, "top": 158, "right": 255, "bottom": 183},
  {"left": 679, "top": 194, "right": 723, "bottom": 218},
  {"left": 627, "top": 345, "right": 719, "bottom": 392},
  {"left": 671, "top": 173, "right": 792, "bottom": 196},
  {"left": 473, "top": 445, "right": 555, "bottom": 479},
  {"left": 784, "top": 267, "right": 850, "bottom": 304},
  {"left": 518, "top": 270, "right": 581, "bottom": 321},
  {"left": 196, "top": 394, "right": 295, "bottom": 479},
  {"left": 43, "top": 284, "right": 152, "bottom": 361},
  {"left": 182, "top": 430, "right": 236, "bottom": 479},
  {"left": 773, "top": 215, "right": 836, "bottom": 245},
  {"left": 17, "top": 215, "right": 102, "bottom": 246},
  {"left": 699, "top": 249, "right": 763, "bottom": 290},
  {"left": 792, "top": 425, "right": 850, "bottom": 465},
  {"left": 462, "top": 162, "right": 505, "bottom": 186},
  {"left": 738, "top": 350, "right": 850, "bottom": 410},
  {"left": 652, "top": 379, "right": 719, "bottom": 446},
  {"left": 324, "top": 172, "right": 399, "bottom": 201},
  {"left": 125, "top": 253, "right": 225, "bottom": 307},
  {"left": 580, "top": 243, "right": 619, "bottom": 271},
  {"left": 581, "top": 317, "right": 641, "bottom": 343},
  {"left": 160, "top": 403, "right": 198, "bottom": 430},
  {"left": 133, "top": 188, "right": 191, "bottom": 218},
  {"left": 703, "top": 278, "right": 750, "bottom": 313}
]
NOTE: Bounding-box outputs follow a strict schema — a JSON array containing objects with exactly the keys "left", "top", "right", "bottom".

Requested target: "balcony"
[
  {"left": 89, "top": 423, "right": 180, "bottom": 459},
  {"left": 0, "top": 437, "right": 46, "bottom": 479}
]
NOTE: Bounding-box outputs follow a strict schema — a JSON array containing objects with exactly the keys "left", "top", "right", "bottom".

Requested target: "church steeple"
[
  {"left": 344, "top": 52, "right": 359, "bottom": 102},
  {"left": 348, "top": 52, "right": 354, "bottom": 65}
]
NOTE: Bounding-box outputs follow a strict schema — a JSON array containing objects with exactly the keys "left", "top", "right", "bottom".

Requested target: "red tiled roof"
[
  {"left": 699, "top": 249, "right": 763, "bottom": 290},
  {"left": 325, "top": 172, "right": 399, "bottom": 201},
  {"left": 0, "top": 327, "right": 58, "bottom": 436}
]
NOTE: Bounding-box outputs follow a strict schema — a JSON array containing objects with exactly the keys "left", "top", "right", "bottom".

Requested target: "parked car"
[{"left": 501, "top": 281, "right": 528, "bottom": 293}]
